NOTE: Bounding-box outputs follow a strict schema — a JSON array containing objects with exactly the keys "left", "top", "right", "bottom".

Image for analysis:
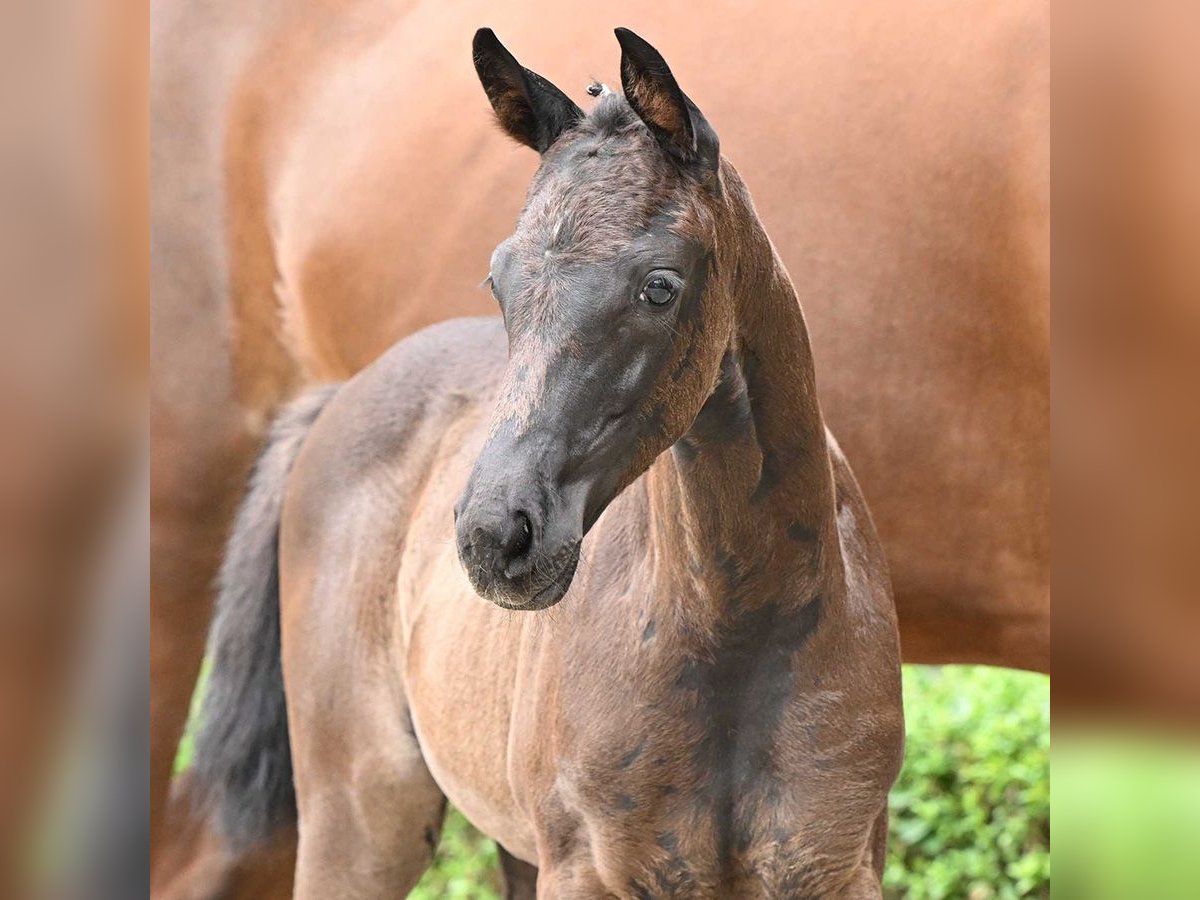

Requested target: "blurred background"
[{"left": 0, "top": 0, "right": 1195, "bottom": 896}]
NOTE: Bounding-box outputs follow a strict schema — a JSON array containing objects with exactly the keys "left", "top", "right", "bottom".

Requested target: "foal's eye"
[{"left": 639, "top": 272, "right": 680, "bottom": 307}]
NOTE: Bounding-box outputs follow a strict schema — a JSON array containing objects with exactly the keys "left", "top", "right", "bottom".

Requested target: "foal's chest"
[
  {"left": 546, "top": 736, "right": 845, "bottom": 899},
  {"left": 538, "top": 618, "right": 844, "bottom": 896}
]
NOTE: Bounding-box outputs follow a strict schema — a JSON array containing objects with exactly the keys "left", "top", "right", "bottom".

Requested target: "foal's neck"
[{"left": 647, "top": 174, "right": 839, "bottom": 629}]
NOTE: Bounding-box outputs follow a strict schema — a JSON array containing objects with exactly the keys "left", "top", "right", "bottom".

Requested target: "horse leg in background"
[
  {"left": 152, "top": 772, "right": 297, "bottom": 900},
  {"left": 499, "top": 847, "right": 538, "bottom": 900},
  {"left": 149, "top": 406, "right": 257, "bottom": 868},
  {"left": 150, "top": 400, "right": 298, "bottom": 900}
]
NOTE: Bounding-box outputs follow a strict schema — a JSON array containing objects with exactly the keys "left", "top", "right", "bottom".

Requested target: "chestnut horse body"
[
  {"left": 197, "top": 30, "right": 904, "bottom": 896},
  {"left": 151, "top": 0, "right": 1047, "bottom": 893}
]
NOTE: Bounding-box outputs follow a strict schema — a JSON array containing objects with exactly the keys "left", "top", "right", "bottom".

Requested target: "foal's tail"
[{"left": 192, "top": 383, "right": 338, "bottom": 851}]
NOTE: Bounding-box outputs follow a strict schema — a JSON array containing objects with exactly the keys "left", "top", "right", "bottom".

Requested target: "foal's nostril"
[
  {"left": 504, "top": 510, "right": 534, "bottom": 561},
  {"left": 458, "top": 505, "right": 534, "bottom": 588}
]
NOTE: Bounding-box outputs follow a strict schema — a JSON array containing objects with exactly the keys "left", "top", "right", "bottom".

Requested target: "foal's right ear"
[{"left": 473, "top": 28, "right": 583, "bottom": 154}]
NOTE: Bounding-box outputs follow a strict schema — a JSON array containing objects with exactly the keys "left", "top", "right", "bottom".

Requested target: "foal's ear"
[
  {"left": 473, "top": 28, "right": 583, "bottom": 154},
  {"left": 614, "top": 27, "right": 719, "bottom": 173}
]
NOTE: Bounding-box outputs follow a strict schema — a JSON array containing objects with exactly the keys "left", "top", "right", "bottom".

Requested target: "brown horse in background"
[
  {"left": 195, "top": 29, "right": 904, "bottom": 897},
  {"left": 151, "top": 0, "right": 1046, "bottom": 895}
]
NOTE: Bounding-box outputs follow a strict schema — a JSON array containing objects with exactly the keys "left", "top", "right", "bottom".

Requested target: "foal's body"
[
  {"left": 202, "top": 31, "right": 903, "bottom": 898},
  {"left": 284, "top": 315, "right": 900, "bottom": 897}
]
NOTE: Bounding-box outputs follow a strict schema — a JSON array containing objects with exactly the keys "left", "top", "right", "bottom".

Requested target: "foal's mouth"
[{"left": 481, "top": 539, "right": 581, "bottom": 611}]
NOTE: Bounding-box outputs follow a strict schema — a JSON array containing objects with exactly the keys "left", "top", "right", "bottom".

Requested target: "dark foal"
[{"left": 195, "top": 28, "right": 903, "bottom": 898}]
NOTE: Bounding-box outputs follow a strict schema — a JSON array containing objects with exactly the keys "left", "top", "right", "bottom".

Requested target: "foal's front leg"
[
  {"left": 290, "top": 716, "right": 447, "bottom": 899},
  {"left": 283, "top": 557, "right": 448, "bottom": 897},
  {"left": 499, "top": 846, "right": 538, "bottom": 900}
]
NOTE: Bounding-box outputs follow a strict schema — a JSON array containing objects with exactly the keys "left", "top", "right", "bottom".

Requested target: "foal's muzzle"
[{"left": 454, "top": 487, "right": 580, "bottom": 610}]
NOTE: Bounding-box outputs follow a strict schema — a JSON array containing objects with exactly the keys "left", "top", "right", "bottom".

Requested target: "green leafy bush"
[
  {"left": 410, "top": 809, "right": 501, "bottom": 899},
  {"left": 1054, "top": 734, "right": 1200, "bottom": 900},
  {"left": 884, "top": 666, "right": 1050, "bottom": 899}
]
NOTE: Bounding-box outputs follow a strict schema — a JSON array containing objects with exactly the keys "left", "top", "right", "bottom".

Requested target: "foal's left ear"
[
  {"left": 473, "top": 28, "right": 583, "bottom": 153},
  {"left": 615, "top": 27, "right": 719, "bottom": 174}
]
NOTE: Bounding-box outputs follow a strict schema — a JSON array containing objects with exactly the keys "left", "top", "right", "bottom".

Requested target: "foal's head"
[{"left": 456, "top": 28, "right": 743, "bottom": 609}]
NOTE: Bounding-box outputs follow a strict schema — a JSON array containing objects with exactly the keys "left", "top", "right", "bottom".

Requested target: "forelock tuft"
[{"left": 579, "top": 92, "right": 645, "bottom": 140}]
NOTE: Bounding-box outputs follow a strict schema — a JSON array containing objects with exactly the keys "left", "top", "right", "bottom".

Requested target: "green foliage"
[
  {"left": 1054, "top": 734, "right": 1200, "bottom": 900},
  {"left": 410, "top": 809, "right": 501, "bottom": 899},
  {"left": 173, "top": 656, "right": 208, "bottom": 775},
  {"left": 883, "top": 666, "right": 1050, "bottom": 899}
]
